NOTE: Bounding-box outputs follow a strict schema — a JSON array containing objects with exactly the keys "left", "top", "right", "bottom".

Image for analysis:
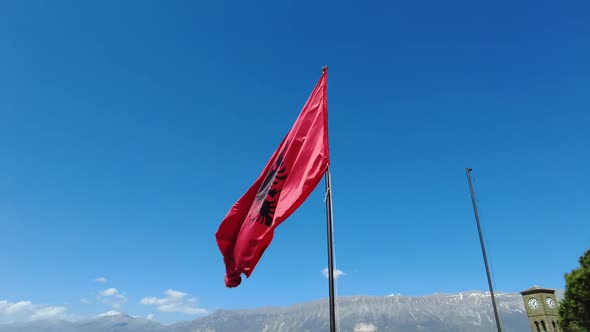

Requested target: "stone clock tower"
[{"left": 520, "top": 286, "right": 560, "bottom": 332}]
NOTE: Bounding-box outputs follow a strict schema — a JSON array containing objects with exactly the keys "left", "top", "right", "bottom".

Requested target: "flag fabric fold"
[{"left": 216, "top": 69, "right": 330, "bottom": 287}]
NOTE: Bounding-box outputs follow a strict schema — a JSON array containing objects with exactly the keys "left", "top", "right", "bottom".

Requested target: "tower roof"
[{"left": 520, "top": 285, "right": 556, "bottom": 295}]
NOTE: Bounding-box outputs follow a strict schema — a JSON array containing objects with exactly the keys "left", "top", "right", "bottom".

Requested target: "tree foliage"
[{"left": 559, "top": 249, "right": 590, "bottom": 332}]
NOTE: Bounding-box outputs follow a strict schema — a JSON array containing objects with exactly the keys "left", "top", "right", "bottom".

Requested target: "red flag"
[{"left": 216, "top": 69, "right": 330, "bottom": 287}]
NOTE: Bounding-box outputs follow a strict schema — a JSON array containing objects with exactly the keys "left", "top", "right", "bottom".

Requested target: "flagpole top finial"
[{"left": 322, "top": 66, "right": 328, "bottom": 73}]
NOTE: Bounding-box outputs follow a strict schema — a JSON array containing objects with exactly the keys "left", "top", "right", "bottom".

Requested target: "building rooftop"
[{"left": 520, "top": 285, "right": 556, "bottom": 295}]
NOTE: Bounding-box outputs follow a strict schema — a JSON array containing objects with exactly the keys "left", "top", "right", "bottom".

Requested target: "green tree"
[{"left": 559, "top": 249, "right": 590, "bottom": 332}]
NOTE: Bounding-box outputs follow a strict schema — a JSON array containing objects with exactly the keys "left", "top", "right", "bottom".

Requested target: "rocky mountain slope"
[{"left": 0, "top": 290, "right": 562, "bottom": 332}]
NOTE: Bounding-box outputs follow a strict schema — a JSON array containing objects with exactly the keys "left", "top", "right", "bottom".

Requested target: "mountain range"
[{"left": 0, "top": 290, "right": 563, "bottom": 332}]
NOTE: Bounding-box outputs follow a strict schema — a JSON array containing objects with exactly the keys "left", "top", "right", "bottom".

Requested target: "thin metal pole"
[
  {"left": 466, "top": 168, "right": 502, "bottom": 332},
  {"left": 325, "top": 166, "right": 336, "bottom": 332}
]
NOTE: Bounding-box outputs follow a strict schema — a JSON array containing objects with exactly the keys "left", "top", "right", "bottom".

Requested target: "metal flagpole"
[
  {"left": 465, "top": 168, "right": 502, "bottom": 332},
  {"left": 325, "top": 166, "right": 337, "bottom": 332}
]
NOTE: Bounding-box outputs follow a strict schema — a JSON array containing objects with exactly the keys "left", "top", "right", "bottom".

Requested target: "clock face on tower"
[
  {"left": 528, "top": 298, "right": 540, "bottom": 310},
  {"left": 545, "top": 297, "right": 556, "bottom": 309}
]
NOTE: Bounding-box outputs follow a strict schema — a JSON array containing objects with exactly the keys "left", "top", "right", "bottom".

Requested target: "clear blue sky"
[{"left": 1, "top": 0, "right": 589, "bottom": 324}]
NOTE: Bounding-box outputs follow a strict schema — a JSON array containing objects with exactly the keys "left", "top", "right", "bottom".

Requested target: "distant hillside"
[{"left": 0, "top": 290, "right": 564, "bottom": 332}]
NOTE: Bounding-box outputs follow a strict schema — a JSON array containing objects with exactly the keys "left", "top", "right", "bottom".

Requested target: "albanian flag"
[{"left": 216, "top": 68, "right": 330, "bottom": 287}]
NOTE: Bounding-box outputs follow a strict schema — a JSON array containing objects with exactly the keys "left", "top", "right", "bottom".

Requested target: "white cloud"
[
  {"left": 3, "top": 301, "right": 32, "bottom": 315},
  {"left": 31, "top": 306, "right": 67, "bottom": 320},
  {"left": 321, "top": 268, "right": 345, "bottom": 279},
  {"left": 147, "top": 314, "right": 154, "bottom": 320},
  {"left": 165, "top": 289, "right": 186, "bottom": 298},
  {"left": 97, "top": 310, "right": 120, "bottom": 317},
  {"left": 140, "top": 289, "right": 207, "bottom": 315},
  {"left": 0, "top": 299, "right": 68, "bottom": 323},
  {"left": 95, "top": 277, "right": 108, "bottom": 283},
  {"left": 80, "top": 298, "right": 91, "bottom": 304},
  {"left": 97, "top": 288, "right": 127, "bottom": 308}
]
